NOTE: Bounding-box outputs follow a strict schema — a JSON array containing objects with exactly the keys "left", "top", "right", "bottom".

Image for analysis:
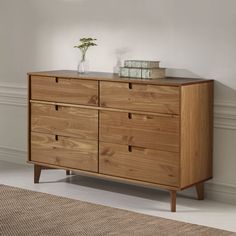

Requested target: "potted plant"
[{"left": 74, "top": 38, "right": 97, "bottom": 73}]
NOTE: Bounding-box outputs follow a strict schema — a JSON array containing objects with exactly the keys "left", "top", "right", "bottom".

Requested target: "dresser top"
[{"left": 28, "top": 70, "right": 213, "bottom": 86}]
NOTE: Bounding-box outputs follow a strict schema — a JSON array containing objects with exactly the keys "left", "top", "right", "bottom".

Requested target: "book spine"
[
  {"left": 124, "top": 60, "right": 160, "bottom": 69},
  {"left": 129, "top": 68, "right": 142, "bottom": 78},
  {"left": 119, "top": 67, "right": 166, "bottom": 79},
  {"left": 142, "top": 68, "right": 166, "bottom": 79},
  {"left": 119, "top": 67, "right": 129, "bottom": 77}
]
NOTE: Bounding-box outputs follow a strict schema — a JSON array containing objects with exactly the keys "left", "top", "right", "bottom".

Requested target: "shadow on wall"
[
  {"left": 166, "top": 69, "right": 236, "bottom": 103},
  {"left": 165, "top": 69, "right": 201, "bottom": 78},
  {"left": 214, "top": 82, "right": 236, "bottom": 102},
  {"left": 113, "top": 47, "right": 132, "bottom": 74}
]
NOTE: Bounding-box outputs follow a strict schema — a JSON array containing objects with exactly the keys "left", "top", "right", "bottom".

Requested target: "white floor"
[{"left": 1, "top": 160, "right": 236, "bottom": 233}]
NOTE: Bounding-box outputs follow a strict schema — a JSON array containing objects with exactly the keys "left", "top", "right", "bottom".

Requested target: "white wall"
[{"left": 0, "top": 0, "right": 236, "bottom": 202}]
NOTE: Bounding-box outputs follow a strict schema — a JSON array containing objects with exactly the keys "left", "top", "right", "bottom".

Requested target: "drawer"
[
  {"left": 100, "top": 81, "right": 180, "bottom": 114},
  {"left": 31, "top": 132, "right": 98, "bottom": 172},
  {"left": 99, "top": 142, "right": 180, "bottom": 187},
  {"left": 100, "top": 110, "right": 179, "bottom": 152},
  {"left": 31, "top": 76, "right": 98, "bottom": 106},
  {"left": 31, "top": 103, "right": 98, "bottom": 140}
]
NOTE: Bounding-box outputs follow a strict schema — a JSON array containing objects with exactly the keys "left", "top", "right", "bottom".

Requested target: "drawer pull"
[
  {"left": 55, "top": 135, "right": 58, "bottom": 141},
  {"left": 55, "top": 78, "right": 59, "bottom": 83},
  {"left": 128, "top": 113, "right": 132, "bottom": 119},
  {"left": 128, "top": 145, "right": 132, "bottom": 152},
  {"left": 128, "top": 83, "right": 133, "bottom": 89},
  {"left": 55, "top": 105, "right": 59, "bottom": 111}
]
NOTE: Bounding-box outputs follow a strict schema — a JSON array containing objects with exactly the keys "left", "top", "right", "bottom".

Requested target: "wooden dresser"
[{"left": 27, "top": 70, "right": 213, "bottom": 212}]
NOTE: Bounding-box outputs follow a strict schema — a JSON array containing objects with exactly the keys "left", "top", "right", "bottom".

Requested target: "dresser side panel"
[
  {"left": 180, "top": 82, "right": 213, "bottom": 188},
  {"left": 28, "top": 75, "right": 32, "bottom": 162}
]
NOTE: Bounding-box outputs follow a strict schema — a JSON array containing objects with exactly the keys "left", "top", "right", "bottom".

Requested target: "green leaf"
[{"left": 74, "top": 37, "right": 98, "bottom": 52}]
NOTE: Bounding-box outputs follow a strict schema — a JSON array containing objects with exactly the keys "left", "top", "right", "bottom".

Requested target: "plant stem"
[
  {"left": 82, "top": 52, "right": 86, "bottom": 61},
  {"left": 81, "top": 47, "right": 88, "bottom": 61}
]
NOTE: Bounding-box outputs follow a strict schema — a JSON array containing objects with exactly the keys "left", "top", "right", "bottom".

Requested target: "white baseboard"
[
  {"left": 180, "top": 181, "right": 236, "bottom": 205},
  {"left": 205, "top": 182, "right": 236, "bottom": 205},
  {"left": 0, "top": 146, "right": 27, "bottom": 165}
]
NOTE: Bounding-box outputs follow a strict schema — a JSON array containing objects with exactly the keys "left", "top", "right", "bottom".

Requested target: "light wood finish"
[
  {"left": 180, "top": 82, "right": 213, "bottom": 188},
  {"left": 170, "top": 190, "right": 176, "bottom": 212},
  {"left": 30, "top": 99, "right": 178, "bottom": 118},
  {"left": 34, "top": 165, "right": 56, "bottom": 183},
  {"left": 31, "top": 132, "right": 98, "bottom": 172},
  {"left": 100, "top": 110, "right": 179, "bottom": 152},
  {"left": 31, "top": 76, "right": 98, "bottom": 106},
  {"left": 31, "top": 103, "right": 98, "bottom": 140},
  {"left": 99, "top": 142, "right": 180, "bottom": 187},
  {"left": 27, "top": 75, "right": 31, "bottom": 163},
  {"left": 28, "top": 160, "right": 179, "bottom": 191},
  {"left": 100, "top": 81, "right": 180, "bottom": 114},
  {"left": 34, "top": 164, "right": 42, "bottom": 184},
  {"left": 28, "top": 71, "right": 213, "bottom": 212},
  {"left": 195, "top": 183, "right": 204, "bottom": 200},
  {"left": 28, "top": 70, "right": 212, "bottom": 86}
]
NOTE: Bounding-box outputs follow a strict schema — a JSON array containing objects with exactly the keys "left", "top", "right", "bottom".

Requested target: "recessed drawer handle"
[
  {"left": 128, "top": 145, "right": 132, "bottom": 152},
  {"left": 55, "top": 105, "right": 59, "bottom": 111},
  {"left": 55, "top": 78, "right": 59, "bottom": 83},
  {"left": 128, "top": 113, "right": 132, "bottom": 119},
  {"left": 55, "top": 135, "right": 58, "bottom": 141},
  {"left": 128, "top": 83, "right": 132, "bottom": 89}
]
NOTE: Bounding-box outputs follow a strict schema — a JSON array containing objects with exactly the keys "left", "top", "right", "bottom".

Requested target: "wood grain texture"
[
  {"left": 31, "top": 103, "right": 98, "bottom": 140},
  {"left": 180, "top": 82, "right": 213, "bottom": 188},
  {"left": 100, "top": 110, "right": 179, "bottom": 152},
  {"left": 99, "top": 142, "right": 180, "bottom": 187},
  {"left": 31, "top": 76, "right": 98, "bottom": 106},
  {"left": 28, "top": 70, "right": 214, "bottom": 212},
  {"left": 27, "top": 75, "right": 31, "bottom": 162},
  {"left": 31, "top": 132, "right": 98, "bottom": 172},
  {"left": 170, "top": 190, "right": 176, "bottom": 212},
  {"left": 28, "top": 70, "right": 213, "bottom": 86},
  {"left": 34, "top": 164, "right": 42, "bottom": 184},
  {"left": 28, "top": 160, "right": 179, "bottom": 190},
  {"left": 100, "top": 81, "right": 180, "bottom": 114},
  {"left": 195, "top": 183, "right": 204, "bottom": 200},
  {"left": 30, "top": 99, "right": 179, "bottom": 117}
]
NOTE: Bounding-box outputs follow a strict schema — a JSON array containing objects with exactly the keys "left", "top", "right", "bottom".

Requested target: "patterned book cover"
[
  {"left": 124, "top": 60, "right": 160, "bottom": 69},
  {"left": 119, "top": 67, "right": 165, "bottom": 79},
  {"left": 129, "top": 68, "right": 142, "bottom": 78},
  {"left": 119, "top": 67, "right": 129, "bottom": 77},
  {"left": 142, "top": 68, "right": 166, "bottom": 79}
]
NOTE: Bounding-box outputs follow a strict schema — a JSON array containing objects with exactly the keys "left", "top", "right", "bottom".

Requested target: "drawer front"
[
  {"left": 31, "top": 132, "right": 98, "bottom": 172},
  {"left": 99, "top": 142, "right": 180, "bottom": 187},
  {"left": 31, "top": 76, "right": 98, "bottom": 106},
  {"left": 100, "top": 110, "right": 179, "bottom": 152},
  {"left": 31, "top": 103, "right": 98, "bottom": 140},
  {"left": 100, "top": 81, "right": 180, "bottom": 114}
]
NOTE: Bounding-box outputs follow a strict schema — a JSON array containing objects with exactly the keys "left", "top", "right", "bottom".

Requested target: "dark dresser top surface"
[{"left": 28, "top": 70, "right": 213, "bottom": 86}]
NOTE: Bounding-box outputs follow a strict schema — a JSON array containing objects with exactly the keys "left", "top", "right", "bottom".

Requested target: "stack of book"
[{"left": 119, "top": 60, "right": 165, "bottom": 79}]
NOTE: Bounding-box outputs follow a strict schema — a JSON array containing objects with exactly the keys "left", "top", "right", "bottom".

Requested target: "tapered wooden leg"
[
  {"left": 66, "top": 170, "right": 71, "bottom": 175},
  {"left": 195, "top": 183, "right": 204, "bottom": 200},
  {"left": 34, "top": 164, "right": 42, "bottom": 184},
  {"left": 170, "top": 190, "right": 176, "bottom": 212}
]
